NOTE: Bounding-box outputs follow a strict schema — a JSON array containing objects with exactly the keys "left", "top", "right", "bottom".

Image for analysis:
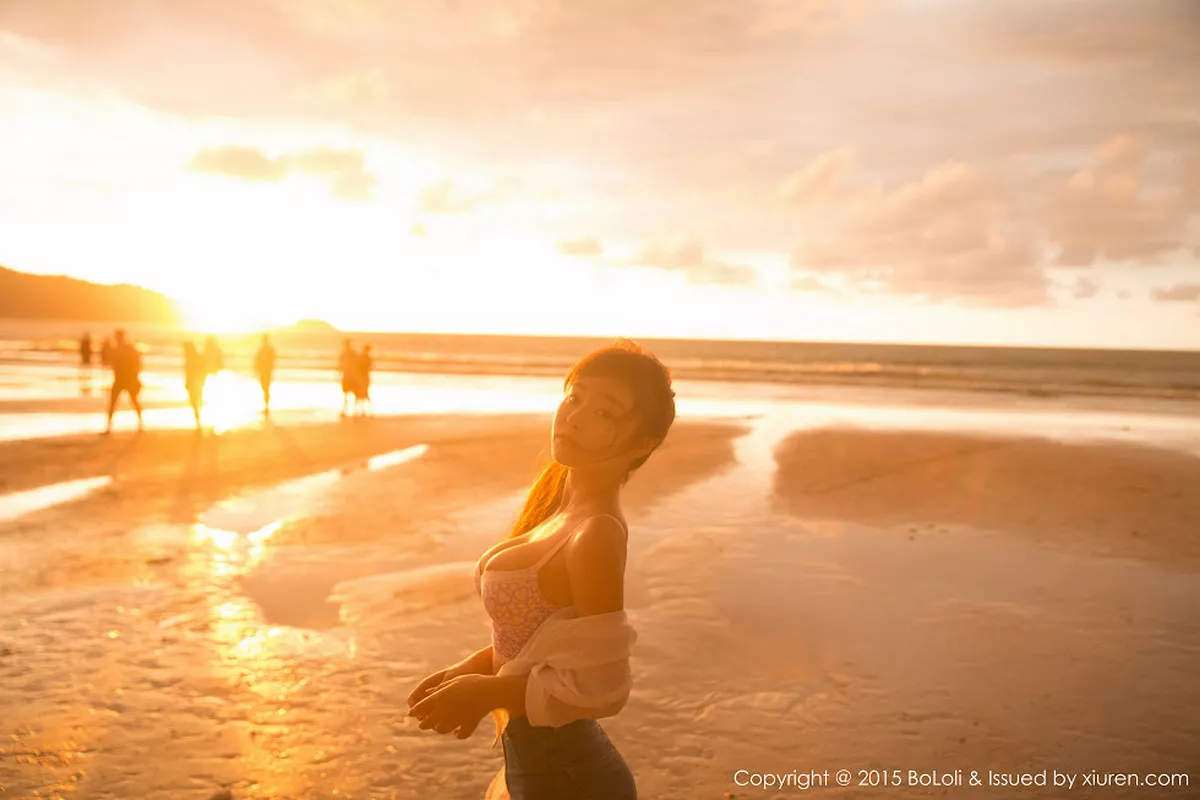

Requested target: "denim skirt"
[{"left": 501, "top": 716, "right": 637, "bottom": 799}]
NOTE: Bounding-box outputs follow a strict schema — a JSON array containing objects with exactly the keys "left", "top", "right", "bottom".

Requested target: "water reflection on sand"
[
  {"left": 1, "top": 402, "right": 1198, "bottom": 798},
  {"left": 0, "top": 476, "right": 113, "bottom": 523}
]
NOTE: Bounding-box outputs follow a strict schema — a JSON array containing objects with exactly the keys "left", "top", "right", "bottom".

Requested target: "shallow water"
[
  {"left": 0, "top": 476, "right": 113, "bottom": 523},
  {"left": 0, "top": 405, "right": 1197, "bottom": 798},
  {"left": 3, "top": 360, "right": 1199, "bottom": 445}
]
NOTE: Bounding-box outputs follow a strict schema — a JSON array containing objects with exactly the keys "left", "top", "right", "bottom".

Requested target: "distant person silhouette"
[
  {"left": 182, "top": 341, "right": 207, "bottom": 431},
  {"left": 254, "top": 334, "right": 277, "bottom": 417},
  {"left": 105, "top": 328, "right": 144, "bottom": 434},
  {"left": 79, "top": 332, "right": 94, "bottom": 394},
  {"left": 203, "top": 335, "right": 224, "bottom": 377},
  {"left": 338, "top": 339, "right": 358, "bottom": 417},
  {"left": 354, "top": 344, "right": 374, "bottom": 416},
  {"left": 100, "top": 335, "right": 114, "bottom": 368}
]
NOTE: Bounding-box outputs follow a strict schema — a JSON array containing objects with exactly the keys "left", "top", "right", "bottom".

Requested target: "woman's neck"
[{"left": 560, "top": 469, "right": 621, "bottom": 516}]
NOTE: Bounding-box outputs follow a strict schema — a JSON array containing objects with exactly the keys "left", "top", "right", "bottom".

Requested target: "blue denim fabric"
[{"left": 501, "top": 716, "right": 637, "bottom": 799}]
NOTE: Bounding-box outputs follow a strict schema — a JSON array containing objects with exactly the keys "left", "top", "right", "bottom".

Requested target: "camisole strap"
[{"left": 530, "top": 514, "right": 627, "bottom": 570}]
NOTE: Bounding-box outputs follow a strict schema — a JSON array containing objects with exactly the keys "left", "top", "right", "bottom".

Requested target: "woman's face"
[{"left": 551, "top": 375, "right": 644, "bottom": 468}]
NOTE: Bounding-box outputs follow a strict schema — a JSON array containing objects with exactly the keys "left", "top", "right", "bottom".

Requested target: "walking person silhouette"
[
  {"left": 255, "top": 334, "right": 277, "bottom": 417},
  {"left": 338, "top": 339, "right": 358, "bottom": 417},
  {"left": 104, "top": 329, "right": 144, "bottom": 434},
  {"left": 182, "top": 341, "right": 207, "bottom": 431}
]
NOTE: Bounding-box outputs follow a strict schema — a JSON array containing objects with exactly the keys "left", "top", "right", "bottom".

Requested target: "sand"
[
  {"left": 772, "top": 427, "right": 1200, "bottom": 570},
  {"left": 1, "top": 409, "right": 1197, "bottom": 799}
]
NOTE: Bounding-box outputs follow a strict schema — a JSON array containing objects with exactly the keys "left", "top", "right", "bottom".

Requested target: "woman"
[{"left": 407, "top": 339, "right": 676, "bottom": 799}]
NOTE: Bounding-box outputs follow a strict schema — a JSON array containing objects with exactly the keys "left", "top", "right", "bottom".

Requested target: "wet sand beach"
[{"left": 0, "top": 405, "right": 1197, "bottom": 799}]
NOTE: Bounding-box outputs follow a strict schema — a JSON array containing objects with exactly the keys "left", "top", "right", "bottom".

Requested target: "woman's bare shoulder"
[{"left": 563, "top": 516, "right": 627, "bottom": 614}]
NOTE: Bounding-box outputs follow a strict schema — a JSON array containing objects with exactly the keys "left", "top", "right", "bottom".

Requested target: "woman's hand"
[
  {"left": 407, "top": 667, "right": 449, "bottom": 709},
  {"left": 408, "top": 674, "right": 493, "bottom": 739},
  {"left": 407, "top": 646, "right": 493, "bottom": 712}
]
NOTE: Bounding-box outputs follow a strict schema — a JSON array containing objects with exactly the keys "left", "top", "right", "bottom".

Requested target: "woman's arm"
[
  {"left": 446, "top": 644, "right": 494, "bottom": 678},
  {"left": 486, "top": 672, "right": 628, "bottom": 721},
  {"left": 489, "top": 674, "right": 530, "bottom": 717}
]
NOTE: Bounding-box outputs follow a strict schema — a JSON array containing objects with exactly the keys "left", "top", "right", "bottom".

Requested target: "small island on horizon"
[{"left": 283, "top": 318, "right": 340, "bottom": 334}]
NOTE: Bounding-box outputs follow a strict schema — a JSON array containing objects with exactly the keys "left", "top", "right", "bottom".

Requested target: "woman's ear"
[{"left": 632, "top": 436, "right": 661, "bottom": 460}]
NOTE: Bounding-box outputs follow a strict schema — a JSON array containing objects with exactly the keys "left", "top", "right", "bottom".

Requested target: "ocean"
[{"left": 2, "top": 319, "right": 1198, "bottom": 402}]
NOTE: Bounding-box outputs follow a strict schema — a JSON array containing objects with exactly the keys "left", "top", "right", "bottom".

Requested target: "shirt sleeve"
[{"left": 525, "top": 656, "right": 633, "bottom": 727}]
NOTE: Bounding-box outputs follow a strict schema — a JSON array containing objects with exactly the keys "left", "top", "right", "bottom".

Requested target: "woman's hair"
[{"left": 508, "top": 338, "right": 675, "bottom": 539}]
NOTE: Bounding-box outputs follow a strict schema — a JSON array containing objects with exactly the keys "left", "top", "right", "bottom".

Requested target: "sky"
[{"left": 0, "top": 0, "right": 1198, "bottom": 348}]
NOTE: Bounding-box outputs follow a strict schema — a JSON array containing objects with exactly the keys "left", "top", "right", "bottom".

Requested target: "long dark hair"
[{"left": 507, "top": 338, "right": 676, "bottom": 539}]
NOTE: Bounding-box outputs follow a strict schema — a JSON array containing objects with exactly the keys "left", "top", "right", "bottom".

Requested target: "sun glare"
[{"left": 181, "top": 298, "right": 278, "bottom": 334}]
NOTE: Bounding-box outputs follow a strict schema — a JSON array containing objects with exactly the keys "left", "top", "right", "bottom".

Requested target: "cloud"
[
  {"left": 557, "top": 237, "right": 604, "bottom": 256},
  {"left": 417, "top": 179, "right": 506, "bottom": 214},
  {"left": 5, "top": 0, "right": 1199, "bottom": 319},
  {"left": 0, "top": 0, "right": 871, "bottom": 125},
  {"left": 187, "top": 147, "right": 287, "bottom": 182},
  {"left": 791, "top": 159, "right": 1048, "bottom": 305},
  {"left": 289, "top": 147, "right": 366, "bottom": 175},
  {"left": 1047, "top": 136, "right": 1186, "bottom": 266},
  {"left": 788, "top": 134, "right": 1200, "bottom": 306},
  {"left": 289, "top": 147, "right": 378, "bottom": 200},
  {"left": 779, "top": 147, "right": 854, "bottom": 206},
  {"left": 186, "top": 145, "right": 377, "bottom": 200},
  {"left": 1182, "top": 148, "right": 1200, "bottom": 202},
  {"left": 1070, "top": 277, "right": 1100, "bottom": 300},
  {"left": 0, "top": 31, "right": 57, "bottom": 65},
  {"left": 464, "top": 0, "right": 876, "bottom": 101},
  {"left": 789, "top": 273, "right": 840, "bottom": 293},
  {"left": 640, "top": 237, "right": 706, "bottom": 271},
  {"left": 328, "top": 170, "right": 377, "bottom": 202},
  {"left": 968, "top": 0, "right": 1200, "bottom": 64},
  {"left": 1151, "top": 283, "right": 1200, "bottom": 302},
  {"left": 297, "top": 68, "right": 391, "bottom": 110},
  {"left": 635, "top": 236, "right": 758, "bottom": 285}
]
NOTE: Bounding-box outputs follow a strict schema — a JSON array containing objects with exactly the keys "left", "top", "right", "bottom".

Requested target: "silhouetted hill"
[{"left": 0, "top": 266, "right": 181, "bottom": 323}]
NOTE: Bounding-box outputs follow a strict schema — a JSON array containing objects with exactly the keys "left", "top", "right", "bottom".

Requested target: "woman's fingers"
[
  {"left": 416, "top": 707, "right": 458, "bottom": 736},
  {"left": 455, "top": 717, "right": 481, "bottom": 739},
  {"left": 407, "top": 670, "right": 446, "bottom": 707},
  {"left": 410, "top": 695, "right": 475, "bottom": 738},
  {"left": 407, "top": 685, "right": 433, "bottom": 707},
  {"left": 414, "top": 700, "right": 442, "bottom": 729},
  {"left": 409, "top": 696, "right": 434, "bottom": 719},
  {"left": 410, "top": 685, "right": 450, "bottom": 721},
  {"left": 409, "top": 678, "right": 484, "bottom": 738}
]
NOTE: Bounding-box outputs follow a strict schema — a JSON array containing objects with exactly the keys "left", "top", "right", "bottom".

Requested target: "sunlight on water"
[
  {"left": 199, "top": 471, "right": 342, "bottom": 534},
  {"left": 0, "top": 475, "right": 112, "bottom": 522},
  {"left": 366, "top": 443, "right": 428, "bottom": 471},
  {"left": 202, "top": 370, "right": 267, "bottom": 433},
  {"left": 191, "top": 517, "right": 284, "bottom": 578}
]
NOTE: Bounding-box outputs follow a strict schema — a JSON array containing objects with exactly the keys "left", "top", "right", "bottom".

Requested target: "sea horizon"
[{"left": 3, "top": 319, "right": 1199, "bottom": 405}]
